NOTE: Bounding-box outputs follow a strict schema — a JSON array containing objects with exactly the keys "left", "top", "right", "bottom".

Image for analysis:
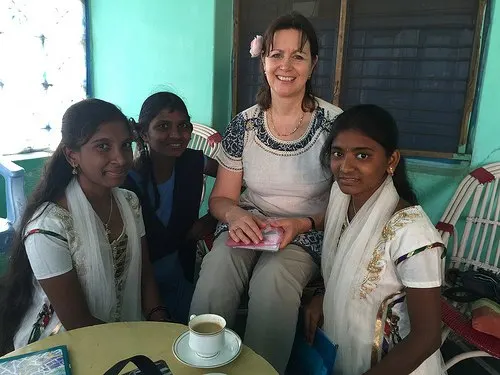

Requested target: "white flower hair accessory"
[{"left": 249, "top": 35, "right": 263, "bottom": 58}]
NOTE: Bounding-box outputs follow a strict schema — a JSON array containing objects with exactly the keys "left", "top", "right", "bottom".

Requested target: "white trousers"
[{"left": 190, "top": 232, "right": 318, "bottom": 374}]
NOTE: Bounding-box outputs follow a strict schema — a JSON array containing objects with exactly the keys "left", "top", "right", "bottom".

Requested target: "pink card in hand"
[{"left": 226, "top": 226, "right": 284, "bottom": 252}]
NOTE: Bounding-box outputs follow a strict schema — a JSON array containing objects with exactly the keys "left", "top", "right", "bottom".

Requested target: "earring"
[
  {"left": 72, "top": 165, "right": 78, "bottom": 175},
  {"left": 389, "top": 167, "right": 394, "bottom": 176}
]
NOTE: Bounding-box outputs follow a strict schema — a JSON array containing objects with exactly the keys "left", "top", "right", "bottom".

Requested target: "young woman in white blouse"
[
  {"left": 305, "top": 104, "right": 445, "bottom": 375},
  {"left": 0, "top": 99, "right": 167, "bottom": 354}
]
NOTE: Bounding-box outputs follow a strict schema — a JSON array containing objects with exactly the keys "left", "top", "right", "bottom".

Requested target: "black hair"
[
  {"left": 320, "top": 104, "right": 418, "bottom": 205},
  {"left": 256, "top": 11, "right": 319, "bottom": 112},
  {"left": 132, "top": 92, "right": 191, "bottom": 210},
  {"left": 0, "top": 99, "right": 129, "bottom": 354}
]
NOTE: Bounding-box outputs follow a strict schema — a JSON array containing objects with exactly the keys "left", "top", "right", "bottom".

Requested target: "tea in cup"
[{"left": 188, "top": 314, "right": 226, "bottom": 358}]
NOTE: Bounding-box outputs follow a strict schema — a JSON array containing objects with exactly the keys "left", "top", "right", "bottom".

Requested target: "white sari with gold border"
[{"left": 321, "top": 177, "right": 445, "bottom": 375}]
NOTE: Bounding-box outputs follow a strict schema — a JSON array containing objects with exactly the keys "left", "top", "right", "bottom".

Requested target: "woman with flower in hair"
[{"left": 190, "top": 12, "right": 341, "bottom": 374}]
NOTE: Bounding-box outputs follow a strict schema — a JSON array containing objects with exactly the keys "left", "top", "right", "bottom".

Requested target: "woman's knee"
[
  {"left": 248, "top": 264, "right": 297, "bottom": 306},
  {"left": 248, "top": 247, "right": 317, "bottom": 302},
  {"left": 201, "top": 234, "right": 256, "bottom": 271}
]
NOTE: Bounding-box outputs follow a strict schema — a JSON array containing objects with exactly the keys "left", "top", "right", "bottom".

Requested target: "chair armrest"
[
  {"left": 0, "top": 159, "right": 24, "bottom": 178},
  {"left": 441, "top": 297, "right": 500, "bottom": 358},
  {"left": 0, "top": 159, "right": 27, "bottom": 227},
  {"left": 202, "top": 233, "right": 215, "bottom": 251}
]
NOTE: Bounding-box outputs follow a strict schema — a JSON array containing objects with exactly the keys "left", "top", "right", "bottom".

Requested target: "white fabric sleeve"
[
  {"left": 396, "top": 248, "right": 443, "bottom": 288},
  {"left": 390, "top": 216, "right": 444, "bottom": 289},
  {"left": 216, "top": 114, "right": 246, "bottom": 172},
  {"left": 24, "top": 209, "right": 73, "bottom": 280}
]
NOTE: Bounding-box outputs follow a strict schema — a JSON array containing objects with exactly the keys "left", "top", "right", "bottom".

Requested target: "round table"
[{"left": 2, "top": 322, "right": 278, "bottom": 374}]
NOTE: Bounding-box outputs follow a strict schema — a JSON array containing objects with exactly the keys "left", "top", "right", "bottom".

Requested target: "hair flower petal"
[{"left": 249, "top": 35, "right": 263, "bottom": 58}]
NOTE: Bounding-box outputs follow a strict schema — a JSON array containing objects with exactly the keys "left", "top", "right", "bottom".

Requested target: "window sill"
[
  {"left": 3, "top": 150, "right": 472, "bottom": 177},
  {"left": 5, "top": 151, "right": 53, "bottom": 162},
  {"left": 406, "top": 157, "right": 471, "bottom": 176}
]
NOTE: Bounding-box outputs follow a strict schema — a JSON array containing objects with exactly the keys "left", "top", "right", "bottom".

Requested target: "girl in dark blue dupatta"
[{"left": 123, "top": 92, "right": 218, "bottom": 323}]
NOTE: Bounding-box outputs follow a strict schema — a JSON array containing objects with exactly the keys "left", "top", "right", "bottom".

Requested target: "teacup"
[{"left": 188, "top": 314, "right": 226, "bottom": 358}]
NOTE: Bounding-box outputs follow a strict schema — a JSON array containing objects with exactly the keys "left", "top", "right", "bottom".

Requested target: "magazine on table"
[{"left": 0, "top": 345, "right": 72, "bottom": 375}]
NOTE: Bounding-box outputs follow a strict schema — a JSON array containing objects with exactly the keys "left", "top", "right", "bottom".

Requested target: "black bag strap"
[{"left": 103, "top": 355, "right": 162, "bottom": 375}]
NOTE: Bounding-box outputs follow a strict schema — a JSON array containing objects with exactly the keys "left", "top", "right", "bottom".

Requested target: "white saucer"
[{"left": 172, "top": 328, "right": 242, "bottom": 369}]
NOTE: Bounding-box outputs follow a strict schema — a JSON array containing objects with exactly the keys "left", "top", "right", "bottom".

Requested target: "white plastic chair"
[
  {"left": 437, "top": 162, "right": 500, "bottom": 370},
  {"left": 189, "top": 123, "right": 222, "bottom": 158},
  {"left": 187, "top": 123, "right": 222, "bottom": 281},
  {"left": 188, "top": 123, "right": 222, "bottom": 203}
]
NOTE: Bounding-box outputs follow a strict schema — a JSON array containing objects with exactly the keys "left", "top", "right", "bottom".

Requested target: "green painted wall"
[
  {"left": 213, "top": 0, "right": 234, "bottom": 131},
  {"left": 89, "top": 0, "right": 232, "bottom": 131},
  {"left": 471, "top": 0, "right": 500, "bottom": 167},
  {"left": 407, "top": 162, "right": 470, "bottom": 223}
]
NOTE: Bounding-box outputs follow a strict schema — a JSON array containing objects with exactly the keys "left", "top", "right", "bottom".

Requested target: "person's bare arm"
[
  {"left": 209, "top": 166, "right": 244, "bottom": 222},
  {"left": 140, "top": 238, "right": 168, "bottom": 321},
  {"left": 39, "top": 271, "right": 103, "bottom": 330},
  {"left": 209, "top": 166, "right": 265, "bottom": 244},
  {"left": 304, "top": 294, "right": 324, "bottom": 344},
  {"left": 186, "top": 213, "right": 218, "bottom": 241},
  {"left": 363, "top": 287, "right": 442, "bottom": 375}
]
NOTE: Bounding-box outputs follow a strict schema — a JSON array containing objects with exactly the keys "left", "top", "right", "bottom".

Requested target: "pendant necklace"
[
  {"left": 269, "top": 110, "right": 305, "bottom": 137},
  {"left": 103, "top": 194, "right": 113, "bottom": 240}
]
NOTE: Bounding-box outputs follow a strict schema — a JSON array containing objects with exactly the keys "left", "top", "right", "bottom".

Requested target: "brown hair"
[{"left": 256, "top": 11, "right": 319, "bottom": 112}]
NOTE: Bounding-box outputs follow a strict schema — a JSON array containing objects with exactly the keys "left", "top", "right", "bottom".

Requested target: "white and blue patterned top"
[{"left": 215, "top": 97, "right": 342, "bottom": 264}]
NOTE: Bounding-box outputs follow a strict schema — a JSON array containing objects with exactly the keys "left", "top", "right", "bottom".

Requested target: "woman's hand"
[
  {"left": 270, "top": 217, "right": 311, "bottom": 249},
  {"left": 305, "top": 294, "right": 324, "bottom": 344},
  {"left": 226, "top": 206, "right": 266, "bottom": 245}
]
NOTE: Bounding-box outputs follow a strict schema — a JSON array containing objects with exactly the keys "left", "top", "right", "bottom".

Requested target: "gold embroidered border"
[
  {"left": 371, "top": 291, "right": 406, "bottom": 366},
  {"left": 359, "top": 208, "right": 422, "bottom": 298}
]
